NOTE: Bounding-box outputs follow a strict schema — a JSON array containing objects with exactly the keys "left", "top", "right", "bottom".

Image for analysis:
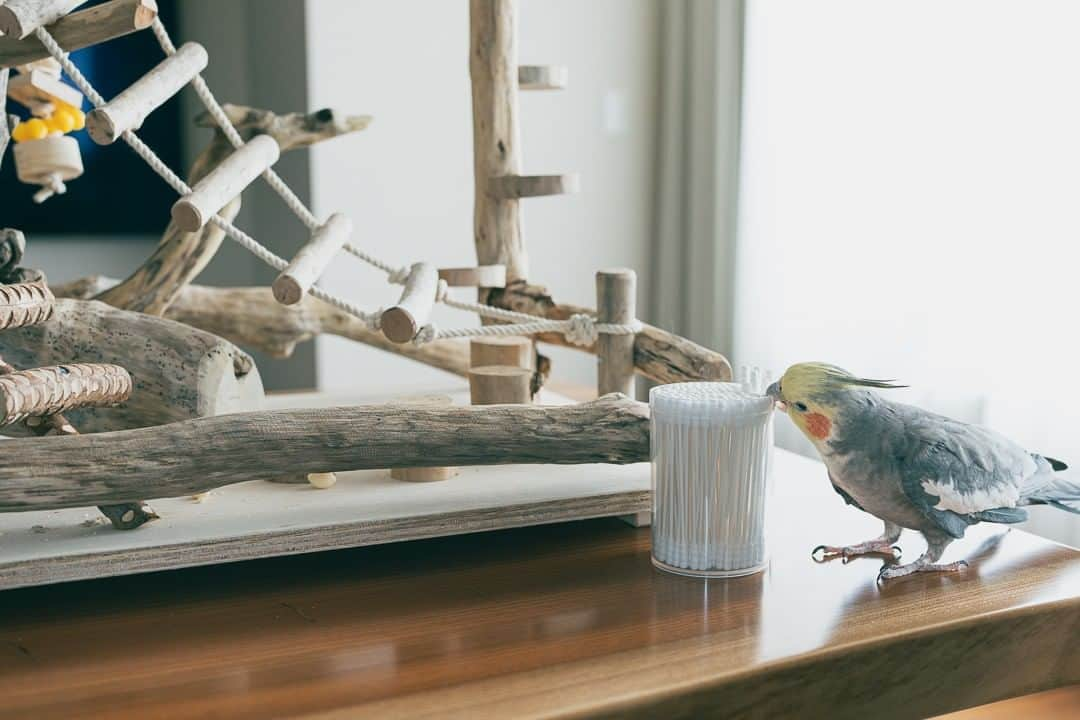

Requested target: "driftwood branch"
[
  {"left": 95, "top": 104, "right": 371, "bottom": 316},
  {"left": 0, "top": 394, "right": 650, "bottom": 511},
  {"left": 0, "top": 356, "right": 156, "bottom": 529},
  {"left": 0, "top": 0, "right": 158, "bottom": 69},
  {"left": 54, "top": 276, "right": 473, "bottom": 377},
  {"left": 0, "top": 298, "right": 263, "bottom": 433},
  {"left": 491, "top": 281, "right": 732, "bottom": 383},
  {"left": 55, "top": 276, "right": 727, "bottom": 384}
]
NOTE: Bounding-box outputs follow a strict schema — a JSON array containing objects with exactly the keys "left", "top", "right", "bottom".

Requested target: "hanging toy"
[{"left": 6, "top": 59, "right": 86, "bottom": 204}]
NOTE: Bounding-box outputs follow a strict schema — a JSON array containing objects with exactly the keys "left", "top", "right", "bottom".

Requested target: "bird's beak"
[{"left": 765, "top": 381, "right": 787, "bottom": 412}]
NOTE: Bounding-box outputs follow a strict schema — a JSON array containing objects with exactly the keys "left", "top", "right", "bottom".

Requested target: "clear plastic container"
[{"left": 649, "top": 382, "right": 774, "bottom": 578}]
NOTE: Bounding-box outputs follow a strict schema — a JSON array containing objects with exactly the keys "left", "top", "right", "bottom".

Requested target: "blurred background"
[{"left": 3, "top": 0, "right": 1076, "bottom": 545}]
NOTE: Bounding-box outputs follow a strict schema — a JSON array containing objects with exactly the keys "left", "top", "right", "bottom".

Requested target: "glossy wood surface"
[{"left": 0, "top": 451, "right": 1077, "bottom": 719}]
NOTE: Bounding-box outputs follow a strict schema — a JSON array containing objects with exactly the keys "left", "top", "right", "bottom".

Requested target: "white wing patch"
[{"left": 920, "top": 477, "right": 1020, "bottom": 514}]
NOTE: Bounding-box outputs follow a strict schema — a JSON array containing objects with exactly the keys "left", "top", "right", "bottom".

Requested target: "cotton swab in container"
[{"left": 649, "top": 376, "right": 774, "bottom": 578}]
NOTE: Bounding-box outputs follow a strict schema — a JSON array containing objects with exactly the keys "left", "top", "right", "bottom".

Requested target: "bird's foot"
[
  {"left": 812, "top": 540, "right": 901, "bottom": 563},
  {"left": 877, "top": 559, "right": 967, "bottom": 582}
]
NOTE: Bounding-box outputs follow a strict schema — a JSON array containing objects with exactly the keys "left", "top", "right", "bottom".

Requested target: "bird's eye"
[{"left": 794, "top": 402, "right": 808, "bottom": 412}]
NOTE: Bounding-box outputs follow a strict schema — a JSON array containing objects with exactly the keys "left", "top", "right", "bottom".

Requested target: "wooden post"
[
  {"left": 469, "top": 365, "right": 532, "bottom": 405},
  {"left": 470, "top": 337, "right": 531, "bottom": 369},
  {"left": 381, "top": 262, "right": 439, "bottom": 344},
  {"left": 0, "top": 0, "right": 159, "bottom": 69},
  {"left": 272, "top": 212, "right": 352, "bottom": 305},
  {"left": 86, "top": 41, "right": 208, "bottom": 144},
  {"left": 596, "top": 268, "right": 636, "bottom": 397},
  {"left": 0, "top": 0, "right": 87, "bottom": 40},
  {"left": 389, "top": 395, "right": 458, "bottom": 483},
  {"left": 469, "top": 0, "right": 527, "bottom": 293},
  {"left": 171, "top": 134, "right": 280, "bottom": 231}
]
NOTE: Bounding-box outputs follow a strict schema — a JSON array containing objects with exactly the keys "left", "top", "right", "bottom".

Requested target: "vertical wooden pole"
[
  {"left": 469, "top": 0, "right": 527, "bottom": 299},
  {"left": 596, "top": 268, "right": 637, "bottom": 398}
]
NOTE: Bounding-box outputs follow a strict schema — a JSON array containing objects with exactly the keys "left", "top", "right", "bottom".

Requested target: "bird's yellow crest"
[{"left": 778, "top": 362, "right": 905, "bottom": 400}]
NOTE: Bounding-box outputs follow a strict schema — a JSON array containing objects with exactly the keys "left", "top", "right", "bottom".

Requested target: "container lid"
[{"left": 649, "top": 382, "right": 773, "bottom": 425}]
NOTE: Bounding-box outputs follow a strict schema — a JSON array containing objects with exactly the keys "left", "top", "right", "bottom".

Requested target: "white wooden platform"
[{"left": 0, "top": 388, "right": 650, "bottom": 590}]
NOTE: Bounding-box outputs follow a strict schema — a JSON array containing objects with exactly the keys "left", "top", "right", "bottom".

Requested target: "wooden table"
[{"left": 0, "top": 450, "right": 1077, "bottom": 719}]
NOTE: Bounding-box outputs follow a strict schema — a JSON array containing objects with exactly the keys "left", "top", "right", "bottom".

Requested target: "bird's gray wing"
[{"left": 894, "top": 405, "right": 1035, "bottom": 538}]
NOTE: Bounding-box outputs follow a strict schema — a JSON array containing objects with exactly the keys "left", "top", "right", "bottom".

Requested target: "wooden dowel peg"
[
  {"left": 171, "top": 134, "right": 280, "bottom": 231},
  {"left": 0, "top": 0, "right": 87, "bottom": 40},
  {"left": 487, "top": 173, "right": 580, "bottom": 200},
  {"left": 469, "top": 365, "right": 533, "bottom": 405},
  {"left": 0, "top": 0, "right": 159, "bottom": 69},
  {"left": 518, "top": 65, "right": 567, "bottom": 90},
  {"left": 86, "top": 41, "right": 207, "bottom": 145},
  {"left": 0, "top": 362, "right": 132, "bottom": 426},
  {"left": 596, "top": 268, "right": 637, "bottom": 398},
  {"left": 381, "top": 262, "right": 439, "bottom": 344},
  {"left": 438, "top": 265, "right": 506, "bottom": 288},
  {"left": 272, "top": 212, "right": 352, "bottom": 305},
  {"left": 470, "top": 337, "right": 531, "bottom": 369},
  {"left": 0, "top": 280, "right": 54, "bottom": 329}
]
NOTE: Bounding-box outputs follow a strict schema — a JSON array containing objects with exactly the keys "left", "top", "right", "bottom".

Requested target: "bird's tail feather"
[{"left": 1023, "top": 475, "right": 1080, "bottom": 514}]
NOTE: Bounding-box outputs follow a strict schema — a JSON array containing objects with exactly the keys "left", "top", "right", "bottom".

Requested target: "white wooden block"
[
  {"left": 86, "top": 41, "right": 207, "bottom": 144},
  {"left": 171, "top": 134, "right": 280, "bottom": 231},
  {"left": 6, "top": 68, "right": 82, "bottom": 112},
  {"left": 272, "top": 213, "right": 353, "bottom": 305}
]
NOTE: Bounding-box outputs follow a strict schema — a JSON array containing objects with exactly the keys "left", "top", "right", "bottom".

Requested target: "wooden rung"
[
  {"left": 381, "top": 262, "right": 439, "bottom": 344},
  {"left": 86, "top": 41, "right": 207, "bottom": 145},
  {"left": 0, "top": 363, "right": 132, "bottom": 426},
  {"left": 437, "top": 265, "right": 506, "bottom": 288},
  {"left": 468, "top": 365, "right": 533, "bottom": 405},
  {"left": 0, "top": 0, "right": 158, "bottom": 70},
  {"left": 487, "top": 173, "right": 580, "bottom": 200},
  {"left": 272, "top": 212, "right": 352, "bottom": 305},
  {"left": 470, "top": 337, "right": 532, "bottom": 369},
  {"left": 0, "top": 0, "right": 87, "bottom": 40},
  {"left": 0, "top": 281, "right": 54, "bottom": 330},
  {"left": 518, "top": 65, "right": 567, "bottom": 90},
  {"left": 6, "top": 68, "right": 82, "bottom": 112},
  {"left": 171, "top": 134, "right": 280, "bottom": 231}
]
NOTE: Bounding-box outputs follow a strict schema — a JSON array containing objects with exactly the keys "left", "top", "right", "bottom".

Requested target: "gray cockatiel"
[{"left": 765, "top": 362, "right": 1080, "bottom": 581}]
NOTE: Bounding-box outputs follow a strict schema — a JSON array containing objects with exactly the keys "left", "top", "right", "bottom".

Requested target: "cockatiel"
[{"left": 765, "top": 362, "right": 1080, "bottom": 581}]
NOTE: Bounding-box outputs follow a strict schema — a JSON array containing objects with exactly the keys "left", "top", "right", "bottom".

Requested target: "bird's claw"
[
  {"left": 812, "top": 542, "right": 902, "bottom": 563},
  {"left": 877, "top": 559, "right": 968, "bottom": 583}
]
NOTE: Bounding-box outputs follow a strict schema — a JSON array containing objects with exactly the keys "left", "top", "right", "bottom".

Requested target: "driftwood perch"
[
  {"left": 0, "top": 298, "right": 263, "bottom": 433},
  {"left": 0, "top": 394, "right": 650, "bottom": 512},
  {"left": 54, "top": 276, "right": 473, "bottom": 377}
]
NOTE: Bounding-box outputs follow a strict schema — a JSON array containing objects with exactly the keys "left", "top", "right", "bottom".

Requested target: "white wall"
[
  {"left": 305, "top": 0, "right": 660, "bottom": 395},
  {"left": 736, "top": 0, "right": 1079, "bottom": 546}
]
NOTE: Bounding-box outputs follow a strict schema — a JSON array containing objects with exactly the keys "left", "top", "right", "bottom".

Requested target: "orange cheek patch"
[{"left": 805, "top": 412, "right": 832, "bottom": 439}]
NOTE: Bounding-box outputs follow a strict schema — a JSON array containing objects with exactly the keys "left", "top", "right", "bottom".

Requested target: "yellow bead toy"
[
  {"left": 47, "top": 109, "right": 76, "bottom": 134},
  {"left": 12, "top": 118, "right": 49, "bottom": 143},
  {"left": 70, "top": 108, "right": 86, "bottom": 131}
]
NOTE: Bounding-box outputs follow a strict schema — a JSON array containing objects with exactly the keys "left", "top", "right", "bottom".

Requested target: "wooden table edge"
[{"left": 300, "top": 593, "right": 1080, "bottom": 720}]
